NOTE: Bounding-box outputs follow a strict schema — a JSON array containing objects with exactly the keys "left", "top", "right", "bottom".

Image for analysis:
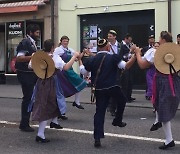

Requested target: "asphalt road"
[{"left": 0, "top": 97, "right": 180, "bottom": 154}]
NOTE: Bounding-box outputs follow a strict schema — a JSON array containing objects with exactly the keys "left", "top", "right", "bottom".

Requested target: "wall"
[
  {"left": 58, "top": 0, "right": 171, "bottom": 50},
  {"left": 172, "top": 0, "right": 180, "bottom": 41}
]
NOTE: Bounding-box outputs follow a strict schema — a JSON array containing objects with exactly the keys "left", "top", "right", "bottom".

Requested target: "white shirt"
[
  {"left": 54, "top": 45, "right": 75, "bottom": 57},
  {"left": 29, "top": 53, "right": 66, "bottom": 70},
  {"left": 142, "top": 48, "right": 156, "bottom": 64},
  {"left": 79, "top": 50, "right": 127, "bottom": 75},
  {"left": 109, "top": 40, "right": 118, "bottom": 55}
]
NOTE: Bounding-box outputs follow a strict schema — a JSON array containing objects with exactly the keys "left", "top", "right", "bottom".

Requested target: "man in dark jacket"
[
  {"left": 120, "top": 33, "right": 136, "bottom": 102},
  {"left": 15, "top": 24, "right": 40, "bottom": 132},
  {"left": 79, "top": 39, "right": 136, "bottom": 148},
  {"left": 141, "top": 35, "right": 155, "bottom": 55}
]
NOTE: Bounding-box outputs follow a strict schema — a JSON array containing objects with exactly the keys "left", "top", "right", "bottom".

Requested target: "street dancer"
[
  {"left": 134, "top": 31, "right": 180, "bottom": 150},
  {"left": 79, "top": 38, "right": 136, "bottom": 147},
  {"left": 29, "top": 39, "right": 80, "bottom": 143},
  {"left": 54, "top": 36, "right": 87, "bottom": 110}
]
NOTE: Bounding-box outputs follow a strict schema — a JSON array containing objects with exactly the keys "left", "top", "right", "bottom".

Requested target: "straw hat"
[
  {"left": 154, "top": 43, "right": 180, "bottom": 74},
  {"left": 31, "top": 51, "right": 55, "bottom": 79}
]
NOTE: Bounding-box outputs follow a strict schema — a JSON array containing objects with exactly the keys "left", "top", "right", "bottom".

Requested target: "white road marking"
[{"left": 1, "top": 120, "right": 180, "bottom": 144}]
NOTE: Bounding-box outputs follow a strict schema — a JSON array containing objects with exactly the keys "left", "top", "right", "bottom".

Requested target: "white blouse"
[
  {"left": 142, "top": 48, "right": 156, "bottom": 64},
  {"left": 54, "top": 45, "right": 75, "bottom": 57},
  {"left": 29, "top": 53, "right": 66, "bottom": 71}
]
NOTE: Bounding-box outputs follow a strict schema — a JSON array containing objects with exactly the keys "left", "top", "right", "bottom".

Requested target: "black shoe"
[
  {"left": 146, "top": 96, "right": 151, "bottom": 100},
  {"left": 58, "top": 114, "right": 68, "bottom": 120},
  {"left": 72, "top": 102, "right": 84, "bottom": 109},
  {"left": 159, "top": 140, "right": 175, "bottom": 150},
  {"left": 112, "top": 121, "right": 127, "bottom": 127},
  {"left": 50, "top": 122, "right": 63, "bottom": 129},
  {"left": 36, "top": 136, "right": 50, "bottom": 143},
  {"left": 130, "top": 97, "right": 136, "bottom": 101},
  {"left": 127, "top": 97, "right": 136, "bottom": 103},
  {"left": 150, "top": 122, "right": 162, "bottom": 131},
  {"left": 19, "top": 126, "right": 35, "bottom": 132},
  {"left": 94, "top": 139, "right": 101, "bottom": 148}
]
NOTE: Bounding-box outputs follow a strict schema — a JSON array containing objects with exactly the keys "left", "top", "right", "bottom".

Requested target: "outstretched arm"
[
  {"left": 63, "top": 52, "right": 80, "bottom": 70},
  {"left": 118, "top": 54, "right": 136, "bottom": 70},
  {"left": 134, "top": 47, "right": 151, "bottom": 69}
]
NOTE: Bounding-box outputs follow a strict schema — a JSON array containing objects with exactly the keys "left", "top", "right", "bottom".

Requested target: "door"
[{"left": 128, "top": 24, "right": 149, "bottom": 86}]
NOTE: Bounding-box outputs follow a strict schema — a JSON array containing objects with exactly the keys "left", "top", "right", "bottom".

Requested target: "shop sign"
[{"left": 7, "top": 21, "right": 24, "bottom": 39}]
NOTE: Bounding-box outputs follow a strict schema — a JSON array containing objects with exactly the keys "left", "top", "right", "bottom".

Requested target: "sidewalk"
[{"left": 0, "top": 84, "right": 179, "bottom": 109}]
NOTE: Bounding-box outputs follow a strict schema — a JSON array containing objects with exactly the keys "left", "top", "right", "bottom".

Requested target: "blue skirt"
[{"left": 155, "top": 74, "right": 180, "bottom": 122}]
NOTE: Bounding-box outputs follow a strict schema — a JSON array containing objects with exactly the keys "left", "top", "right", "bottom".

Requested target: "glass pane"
[
  {"left": 6, "top": 21, "right": 24, "bottom": 73},
  {"left": 0, "top": 31, "right": 5, "bottom": 72}
]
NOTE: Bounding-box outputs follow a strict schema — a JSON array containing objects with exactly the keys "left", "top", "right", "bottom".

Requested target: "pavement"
[{"left": 0, "top": 84, "right": 160, "bottom": 109}]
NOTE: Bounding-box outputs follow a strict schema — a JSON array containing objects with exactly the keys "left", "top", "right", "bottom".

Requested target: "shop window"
[
  {"left": 0, "top": 25, "right": 5, "bottom": 72},
  {"left": 6, "top": 21, "right": 25, "bottom": 73}
]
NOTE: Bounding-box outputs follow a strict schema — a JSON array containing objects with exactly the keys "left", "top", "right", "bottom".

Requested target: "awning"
[{"left": 0, "top": 0, "right": 48, "bottom": 14}]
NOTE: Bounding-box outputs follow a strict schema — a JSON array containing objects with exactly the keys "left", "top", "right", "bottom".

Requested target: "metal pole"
[
  {"left": 51, "top": 0, "right": 54, "bottom": 42},
  {"left": 168, "top": 0, "right": 172, "bottom": 33}
]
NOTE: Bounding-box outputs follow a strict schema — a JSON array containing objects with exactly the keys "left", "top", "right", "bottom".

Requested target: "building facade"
[
  {"left": 0, "top": 0, "right": 58, "bottom": 83},
  {"left": 58, "top": 0, "right": 180, "bottom": 87}
]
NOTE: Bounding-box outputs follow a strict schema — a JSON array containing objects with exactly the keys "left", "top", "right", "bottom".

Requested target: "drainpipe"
[
  {"left": 51, "top": 0, "right": 54, "bottom": 42},
  {"left": 168, "top": 0, "right": 172, "bottom": 33}
]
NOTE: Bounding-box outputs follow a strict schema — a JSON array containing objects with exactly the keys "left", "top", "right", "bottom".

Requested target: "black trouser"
[
  {"left": 94, "top": 86, "right": 126, "bottom": 140},
  {"left": 17, "top": 71, "right": 37, "bottom": 128},
  {"left": 121, "top": 69, "right": 133, "bottom": 101}
]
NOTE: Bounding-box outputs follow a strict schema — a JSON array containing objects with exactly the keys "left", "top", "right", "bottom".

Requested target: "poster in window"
[{"left": 82, "top": 25, "right": 97, "bottom": 52}]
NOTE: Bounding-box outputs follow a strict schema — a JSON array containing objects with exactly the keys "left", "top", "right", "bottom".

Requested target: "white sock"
[
  {"left": 37, "top": 120, "right": 48, "bottom": 139},
  {"left": 51, "top": 117, "right": 58, "bottom": 124},
  {"left": 74, "top": 92, "right": 80, "bottom": 105},
  {"left": 154, "top": 111, "right": 159, "bottom": 124},
  {"left": 162, "top": 121, "right": 173, "bottom": 145}
]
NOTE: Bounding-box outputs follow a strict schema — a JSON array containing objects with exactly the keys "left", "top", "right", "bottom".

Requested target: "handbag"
[{"left": 91, "top": 54, "right": 106, "bottom": 103}]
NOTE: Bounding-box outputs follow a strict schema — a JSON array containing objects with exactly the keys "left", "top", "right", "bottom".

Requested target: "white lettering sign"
[
  {"left": 9, "top": 31, "right": 22, "bottom": 35},
  {"left": 9, "top": 23, "right": 22, "bottom": 29}
]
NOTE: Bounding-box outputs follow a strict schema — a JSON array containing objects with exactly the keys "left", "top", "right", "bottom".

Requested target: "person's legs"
[
  {"left": 20, "top": 83, "right": 34, "bottom": 129},
  {"left": 72, "top": 92, "right": 84, "bottom": 109},
  {"left": 111, "top": 87, "right": 126, "bottom": 126},
  {"left": 36, "top": 120, "right": 50, "bottom": 143},
  {"left": 94, "top": 90, "right": 109, "bottom": 141},
  {"left": 17, "top": 72, "right": 37, "bottom": 131},
  {"left": 159, "top": 121, "right": 175, "bottom": 149},
  {"left": 150, "top": 111, "right": 162, "bottom": 131},
  {"left": 162, "top": 121, "right": 173, "bottom": 145},
  {"left": 50, "top": 117, "right": 63, "bottom": 129},
  {"left": 120, "top": 71, "right": 129, "bottom": 100},
  {"left": 74, "top": 92, "right": 80, "bottom": 105},
  {"left": 108, "top": 97, "right": 117, "bottom": 116},
  {"left": 37, "top": 120, "right": 48, "bottom": 139},
  {"left": 127, "top": 69, "right": 135, "bottom": 102}
]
